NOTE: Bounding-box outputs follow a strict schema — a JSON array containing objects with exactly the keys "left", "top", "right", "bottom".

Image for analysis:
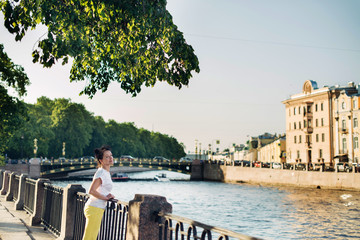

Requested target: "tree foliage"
[
  {"left": 0, "top": 43, "right": 30, "bottom": 96},
  {"left": 5, "top": 97, "right": 186, "bottom": 159},
  {"left": 1, "top": 0, "right": 200, "bottom": 97}
]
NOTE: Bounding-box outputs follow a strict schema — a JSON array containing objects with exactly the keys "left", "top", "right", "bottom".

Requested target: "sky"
[{"left": 1, "top": 0, "right": 360, "bottom": 154}]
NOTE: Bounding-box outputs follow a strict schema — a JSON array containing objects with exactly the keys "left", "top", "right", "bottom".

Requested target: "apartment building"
[
  {"left": 258, "top": 136, "right": 286, "bottom": 164},
  {"left": 283, "top": 80, "right": 359, "bottom": 167}
]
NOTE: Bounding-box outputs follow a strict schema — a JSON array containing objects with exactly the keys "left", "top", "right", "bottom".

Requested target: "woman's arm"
[{"left": 88, "top": 178, "right": 114, "bottom": 200}]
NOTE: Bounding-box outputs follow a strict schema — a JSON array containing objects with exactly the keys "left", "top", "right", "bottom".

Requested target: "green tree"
[
  {"left": 1, "top": 0, "right": 200, "bottom": 97},
  {"left": 83, "top": 116, "right": 108, "bottom": 156},
  {"left": 0, "top": 43, "right": 29, "bottom": 156},
  {"left": 49, "top": 99, "right": 94, "bottom": 158},
  {"left": 0, "top": 86, "right": 26, "bottom": 154},
  {"left": 0, "top": 43, "right": 30, "bottom": 96}
]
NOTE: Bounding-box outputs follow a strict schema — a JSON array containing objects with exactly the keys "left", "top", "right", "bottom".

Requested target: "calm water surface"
[{"left": 53, "top": 170, "right": 360, "bottom": 240}]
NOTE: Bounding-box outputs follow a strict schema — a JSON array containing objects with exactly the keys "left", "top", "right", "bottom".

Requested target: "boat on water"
[
  {"left": 154, "top": 173, "right": 170, "bottom": 182},
  {"left": 111, "top": 172, "right": 130, "bottom": 182}
]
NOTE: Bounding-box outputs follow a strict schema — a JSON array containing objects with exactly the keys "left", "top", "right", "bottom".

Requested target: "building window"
[
  {"left": 321, "top": 103, "right": 323, "bottom": 111},
  {"left": 299, "top": 107, "right": 301, "bottom": 114},
  {"left": 299, "top": 135, "right": 302, "bottom": 143},
  {"left": 315, "top": 104, "right": 318, "bottom": 112},
  {"left": 321, "top": 118, "right": 324, "bottom": 126},
  {"left": 322, "top": 133, "right": 325, "bottom": 142},
  {"left": 316, "top": 119, "right": 318, "bottom": 127},
  {"left": 294, "top": 107, "right": 296, "bottom": 115},
  {"left": 342, "top": 119, "right": 346, "bottom": 130},
  {"left": 297, "top": 150, "right": 300, "bottom": 159},
  {"left": 354, "top": 117, "right": 358, "bottom": 128},
  {"left": 294, "top": 122, "right": 297, "bottom": 129},
  {"left": 316, "top": 134, "right": 319, "bottom": 142},
  {"left": 299, "top": 121, "right": 301, "bottom": 129},
  {"left": 294, "top": 136, "right": 297, "bottom": 143},
  {"left": 354, "top": 99, "right": 358, "bottom": 109},
  {"left": 304, "top": 120, "right": 307, "bottom": 128},
  {"left": 342, "top": 138, "right": 347, "bottom": 151},
  {"left": 319, "top": 149, "right": 323, "bottom": 158},
  {"left": 342, "top": 101, "right": 346, "bottom": 110},
  {"left": 354, "top": 137, "right": 359, "bottom": 149},
  {"left": 308, "top": 119, "right": 312, "bottom": 127}
]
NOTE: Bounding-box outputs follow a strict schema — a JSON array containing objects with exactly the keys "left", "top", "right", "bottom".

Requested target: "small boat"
[
  {"left": 154, "top": 173, "right": 170, "bottom": 182},
  {"left": 111, "top": 172, "right": 129, "bottom": 182}
]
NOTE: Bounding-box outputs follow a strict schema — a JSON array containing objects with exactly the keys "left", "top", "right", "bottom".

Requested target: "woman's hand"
[{"left": 106, "top": 193, "right": 115, "bottom": 200}]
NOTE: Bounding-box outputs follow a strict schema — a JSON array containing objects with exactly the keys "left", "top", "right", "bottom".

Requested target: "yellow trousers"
[{"left": 82, "top": 205, "right": 105, "bottom": 240}]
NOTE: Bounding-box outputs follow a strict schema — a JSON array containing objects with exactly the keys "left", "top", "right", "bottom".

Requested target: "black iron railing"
[
  {"left": 73, "top": 192, "right": 129, "bottom": 240},
  {"left": 73, "top": 192, "right": 89, "bottom": 240},
  {"left": 98, "top": 199, "right": 129, "bottom": 240},
  {"left": 41, "top": 183, "right": 63, "bottom": 236},
  {"left": 157, "top": 212, "right": 261, "bottom": 240},
  {"left": 24, "top": 178, "right": 37, "bottom": 214}
]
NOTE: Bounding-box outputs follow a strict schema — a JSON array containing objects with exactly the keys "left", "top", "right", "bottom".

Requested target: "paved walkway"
[{"left": 0, "top": 196, "right": 56, "bottom": 240}]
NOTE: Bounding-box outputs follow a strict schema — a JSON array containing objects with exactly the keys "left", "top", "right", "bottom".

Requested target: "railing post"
[
  {"left": 0, "top": 169, "right": 4, "bottom": 189},
  {"left": 14, "top": 174, "right": 27, "bottom": 210},
  {"left": 29, "top": 178, "right": 51, "bottom": 226},
  {"left": 126, "top": 194, "right": 172, "bottom": 240},
  {"left": 0, "top": 170, "right": 11, "bottom": 195},
  {"left": 5, "top": 172, "right": 15, "bottom": 201},
  {"left": 58, "top": 184, "right": 86, "bottom": 240}
]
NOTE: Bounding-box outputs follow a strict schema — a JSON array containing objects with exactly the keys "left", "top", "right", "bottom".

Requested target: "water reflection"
[
  {"left": 280, "top": 187, "right": 360, "bottom": 239},
  {"left": 52, "top": 171, "right": 360, "bottom": 240}
]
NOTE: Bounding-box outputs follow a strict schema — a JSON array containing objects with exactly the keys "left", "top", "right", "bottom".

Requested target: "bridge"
[{"left": 39, "top": 158, "right": 193, "bottom": 178}]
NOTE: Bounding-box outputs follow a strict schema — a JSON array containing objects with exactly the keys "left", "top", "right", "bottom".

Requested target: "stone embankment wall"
[{"left": 203, "top": 164, "right": 360, "bottom": 190}]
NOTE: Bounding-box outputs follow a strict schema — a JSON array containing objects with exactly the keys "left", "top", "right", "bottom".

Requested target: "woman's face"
[{"left": 100, "top": 150, "right": 114, "bottom": 166}]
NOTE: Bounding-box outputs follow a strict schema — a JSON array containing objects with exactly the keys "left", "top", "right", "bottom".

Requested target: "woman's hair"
[{"left": 94, "top": 145, "right": 111, "bottom": 167}]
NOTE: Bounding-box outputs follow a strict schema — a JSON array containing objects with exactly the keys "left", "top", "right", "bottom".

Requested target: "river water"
[{"left": 52, "top": 170, "right": 360, "bottom": 240}]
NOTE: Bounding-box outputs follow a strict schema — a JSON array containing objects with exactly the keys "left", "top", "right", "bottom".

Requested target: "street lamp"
[
  {"left": 195, "top": 139, "right": 198, "bottom": 160},
  {"left": 33, "top": 138, "right": 38, "bottom": 157},
  {"left": 21, "top": 135, "right": 24, "bottom": 159},
  {"left": 62, "top": 142, "right": 66, "bottom": 158}
]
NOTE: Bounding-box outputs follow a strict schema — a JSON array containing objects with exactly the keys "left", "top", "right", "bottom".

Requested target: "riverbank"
[{"left": 203, "top": 163, "right": 360, "bottom": 191}]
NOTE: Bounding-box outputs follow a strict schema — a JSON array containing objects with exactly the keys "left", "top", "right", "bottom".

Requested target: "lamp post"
[
  {"left": 33, "top": 138, "right": 38, "bottom": 157},
  {"left": 62, "top": 142, "right": 66, "bottom": 158},
  {"left": 21, "top": 135, "right": 24, "bottom": 160},
  {"left": 195, "top": 139, "right": 198, "bottom": 160}
]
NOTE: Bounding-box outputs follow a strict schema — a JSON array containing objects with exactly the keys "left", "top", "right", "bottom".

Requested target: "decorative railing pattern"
[
  {"left": 73, "top": 192, "right": 129, "bottom": 240},
  {"left": 41, "top": 183, "right": 63, "bottom": 236},
  {"left": 24, "top": 178, "right": 37, "bottom": 214},
  {"left": 157, "top": 212, "right": 261, "bottom": 240},
  {"left": 98, "top": 199, "right": 129, "bottom": 240},
  {"left": 73, "top": 192, "right": 88, "bottom": 240}
]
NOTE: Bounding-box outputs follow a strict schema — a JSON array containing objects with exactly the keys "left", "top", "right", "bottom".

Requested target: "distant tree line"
[{"left": 3, "top": 97, "right": 186, "bottom": 160}]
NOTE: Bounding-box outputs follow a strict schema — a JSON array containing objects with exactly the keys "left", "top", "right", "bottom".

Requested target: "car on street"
[
  {"left": 120, "top": 155, "right": 135, "bottom": 161},
  {"left": 272, "top": 162, "right": 282, "bottom": 169},
  {"left": 153, "top": 156, "right": 169, "bottom": 162},
  {"left": 180, "top": 157, "right": 192, "bottom": 162},
  {"left": 336, "top": 162, "right": 352, "bottom": 172},
  {"left": 352, "top": 163, "right": 360, "bottom": 173},
  {"left": 295, "top": 163, "right": 306, "bottom": 171}
]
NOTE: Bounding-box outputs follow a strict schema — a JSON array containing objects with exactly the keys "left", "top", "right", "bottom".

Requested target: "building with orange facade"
[{"left": 282, "top": 80, "right": 359, "bottom": 167}]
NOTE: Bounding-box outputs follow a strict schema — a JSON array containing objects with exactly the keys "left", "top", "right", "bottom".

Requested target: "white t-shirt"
[{"left": 85, "top": 168, "right": 114, "bottom": 209}]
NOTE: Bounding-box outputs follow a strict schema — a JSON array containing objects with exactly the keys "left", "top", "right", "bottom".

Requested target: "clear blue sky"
[{"left": 1, "top": 0, "right": 360, "bottom": 153}]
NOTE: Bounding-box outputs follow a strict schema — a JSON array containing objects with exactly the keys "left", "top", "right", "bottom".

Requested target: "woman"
[{"left": 83, "top": 145, "right": 115, "bottom": 240}]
